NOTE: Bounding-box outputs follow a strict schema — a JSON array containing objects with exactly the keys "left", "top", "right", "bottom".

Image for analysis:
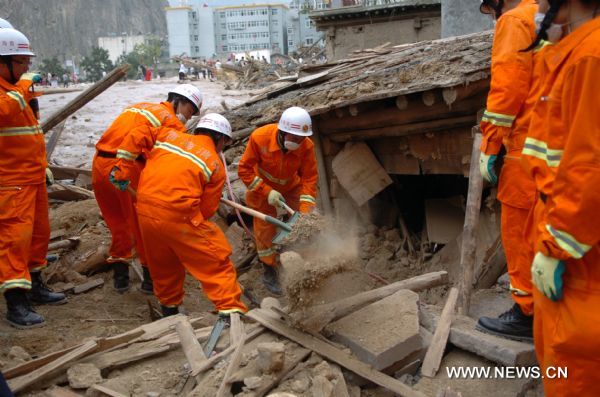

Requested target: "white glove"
[
  {"left": 267, "top": 190, "right": 285, "bottom": 208},
  {"left": 45, "top": 168, "right": 54, "bottom": 187},
  {"left": 479, "top": 152, "right": 498, "bottom": 185}
]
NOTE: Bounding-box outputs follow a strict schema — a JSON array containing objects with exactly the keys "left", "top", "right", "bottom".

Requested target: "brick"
[{"left": 328, "top": 289, "right": 422, "bottom": 370}]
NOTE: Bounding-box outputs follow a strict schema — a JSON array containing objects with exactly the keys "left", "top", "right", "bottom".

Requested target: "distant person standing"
[
  {"left": 62, "top": 73, "right": 69, "bottom": 88},
  {"left": 178, "top": 63, "right": 187, "bottom": 81}
]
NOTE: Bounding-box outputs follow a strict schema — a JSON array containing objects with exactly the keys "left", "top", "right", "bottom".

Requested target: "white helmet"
[
  {"left": 0, "top": 28, "right": 35, "bottom": 57},
  {"left": 278, "top": 106, "right": 312, "bottom": 137},
  {"left": 196, "top": 113, "right": 232, "bottom": 138},
  {"left": 0, "top": 18, "right": 14, "bottom": 29},
  {"left": 169, "top": 84, "right": 202, "bottom": 113}
]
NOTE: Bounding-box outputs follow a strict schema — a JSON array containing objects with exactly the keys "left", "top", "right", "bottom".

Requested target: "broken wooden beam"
[
  {"left": 8, "top": 340, "right": 98, "bottom": 393},
  {"left": 47, "top": 238, "right": 79, "bottom": 251},
  {"left": 216, "top": 313, "right": 245, "bottom": 397},
  {"left": 73, "top": 278, "right": 104, "bottom": 294},
  {"left": 302, "top": 271, "right": 448, "bottom": 332},
  {"left": 176, "top": 318, "right": 208, "bottom": 375},
  {"left": 457, "top": 131, "right": 484, "bottom": 315},
  {"left": 247, "top": 308, "right": 427, "bottom": 397},
  {"left": 421, "top": 288, "right": 458, "bottom": 377},
  {"left": 41, "top": 64, "right": 129, "bottom": 134}
]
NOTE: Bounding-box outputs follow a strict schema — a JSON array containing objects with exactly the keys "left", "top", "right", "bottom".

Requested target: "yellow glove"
[
  {"left": 267, "top": 189, "right": 285, "bottom": 208},
  {"left": 45, "top": 168, "right": 54, "bottom": 187},
  {"left": 531, "top": 252, "right": 566, "bottom": 301}
]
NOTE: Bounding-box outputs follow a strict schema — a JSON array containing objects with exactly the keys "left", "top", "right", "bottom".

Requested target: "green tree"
[
  {"left": 116, "top": 37, "right": 165, "bottom": 79},
  {"left": 80, "top": 47, "right": 113, "bottom": 82},
  {"left": 39, "top": 57, "right": 67, "bottom": 78}
]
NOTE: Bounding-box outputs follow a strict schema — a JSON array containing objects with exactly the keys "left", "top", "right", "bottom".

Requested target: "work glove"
[
  {"left": 531, "top": 252, "right": 566, "bottom": 301},
  {"left": 21, "top": 73, "right": 42, "bottom": 84},
  {"left": 267, "top": 189, "right": 285, "bottom": 208},
  {"left": 45, "top": 168, "right": 54, "bottom": 187},
  {"left": 479, "top": 152, "right": 498, "bottom": 185},
  {"left": 109, "top": 166, "right": 130, "bottom": 191}
]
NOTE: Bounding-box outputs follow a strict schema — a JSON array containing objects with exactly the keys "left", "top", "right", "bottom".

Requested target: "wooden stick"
[
  {"left": 216, "top": 314, "right": 245, "bottom": 397},
  {"left": 46, "top": 120, "right": 67, "bottom": 161},
  {"left": 302, "top": 271, "right": 448, "bottom": 331},
  {"left": 247, "top": 309, "right": 427, "bottom": 397},
  {"left": 421, "top": 287, "right": 458, "bottom": 377},
  {"left": 457, "top": 131, "right": 483, "bottom": 315},
  {"left": 175, "top": 318, "right": 208, "bottom": 375},
  {"left": 312, "top": 122, "right": 333, "bottom": 215},
  {"left": 8, "top": 340, "right": 98, "bottom": 393},
  {"left": 41, "top": 64, "right": 129, "bottom": 134},
  {"left": 89, "top": 384, "right": 128, "bottom": 397}
]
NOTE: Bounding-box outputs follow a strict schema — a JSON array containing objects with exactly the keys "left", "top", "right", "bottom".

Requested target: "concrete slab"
[
  {"left": 415, "top": 350, "right": 536, "bottom": 397},
  {"left": 468, "top": 288, "right": 514, "bottom": 320},
  {"left": 328, "top": 289, "right": 422, "bottom": 370},
  {"left": 420, "top": 304, "right": 536, "bottom": 367}
]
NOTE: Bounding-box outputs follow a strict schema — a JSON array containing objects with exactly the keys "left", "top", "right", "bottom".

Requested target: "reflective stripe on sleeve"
[
  {"left": 481, "top": 110, "right": 516, "bottom": 128},
  {"left": 124, "top": 108, "right": 162, "bottom": 127},
  {"left": 546, "top": 224, "right": 591, "bottom": 259},
  {"left": 248, "top": 176, "right": 263, "bottom": 191},
  {"left": 116, "top": 149, "right": 138, "bottom": 160},
  {"left": 299, "top": 194, "right": 316, "bottom": 204},
  {"left": 6, "top": 90, "right": 26, "bottom": 110}
]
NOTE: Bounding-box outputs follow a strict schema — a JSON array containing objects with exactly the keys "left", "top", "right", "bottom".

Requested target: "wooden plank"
[
  {"left": 421, "top": 288, "right": 459, "bottom": 377},
  {"left": 331, "top": 142, "right": 392, "bottom": 206},
  {"left": 175, "top": 318, "right": 208, "bottom": 375},
  {"left": 302, "top": 271, "right": 448, "bottom": 332},
  {"left": 8, "top": 340, "right": 98, "bottom": 393},
  {"left": 46, "top": 120, "right": 67, "bottom": 161},
  {"left": 216, "top": 314, "right": 245, "bottom": 397},
  {"left": 247, "top": 309, "right": 427, "bottom": 397},
  {"left": 49, "top": 165, "right": 92, "bottom": 180},
  {"left": 73, "top": 278, "right": 104, "bottom": 294},
  {"left": 313, "top": 124, "right": 333, "bottom": 215},
  {"left": 457, "top": 131, "right": 484, "bottom": 315},
  {"left": 46, "top": 386, "right": 83, "bottom": 397},
  {"left": 230, "top": 312, "right": 244, "bottom": 346},
  {"left": 41, "top": 64, "right": 129, "bottom": 133},
  {"left": 89, "top": 384, "right": 128, "bottom": 397},
  {"left": 48, "top": 238, "right": 79, "bottom": 251}
]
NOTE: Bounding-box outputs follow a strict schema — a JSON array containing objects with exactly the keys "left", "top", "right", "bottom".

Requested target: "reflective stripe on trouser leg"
[
  {"left": 92, "top": 156, "right": 143, "bottom": 261},
  {"left": 501, "top": 203, "right": 534, "bottom": 316},
  {"left": 246, "top": 190, "right": 278, "bottom": 266},
  {"left": 0, "top": 185, "right": 39, "bottom": 292}
]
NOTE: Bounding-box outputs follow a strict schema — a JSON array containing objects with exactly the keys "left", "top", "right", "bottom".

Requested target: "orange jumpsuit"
[
  {"left": 0, "top": 76, "right": 48, "bottom": 292},
  {"left": 521, "top": 18, "right": 600, "bottom": 396},
  {"left": 238, "top": 124, "right": 318, "bottom": 266},
  {"left": 91, "top": 102, "right": 184, "bottom": 267},
  {"left": 134, "top": 127, "right": 246, "bottom": 313},
  {"left": 479, "top": 0, "right": 538, "bottom": 315}
]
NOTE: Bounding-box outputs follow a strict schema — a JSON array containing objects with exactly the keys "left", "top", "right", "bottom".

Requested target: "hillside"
[{"left": 0, "top": 0, "right": 168, "bottom": 62}]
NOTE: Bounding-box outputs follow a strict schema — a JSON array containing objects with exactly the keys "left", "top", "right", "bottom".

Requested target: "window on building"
[
  {"left": 271, "top": 8, "right": 278, "bottom": 15},
  {"left": 220, "top": 12, "right": 225, "bottom": 18},
  {"left": 287, "top": 27, "right": 293, "bottom": 34},
  {"left": 195, "top": 46, "right": 199, "bottom": 52},
  {"left": 194, "top": 35, "right": 198, "bottom": 41},
  {"left": 288, "top": 40, "right": 294, "bottom": 47},
  {"left": 222, "top": 45, "right": 228, "bottom": 51},
  {"left": 241, "top": 10, "right": 246, "bottom": 16},
  {"left": 272, "top": 20, "right": 278, "bottom": 26},
  {"left": 261, "top": 9, "right": 268, "bottom": 15},
  {"left": 221, "top": 23, "right": 226, "bottom": 29},
  {"left": 305, "top": 37, "right": 314, "bottom": 45},
  {"left": 222, "top": 34, "right": 227, "bottom": 41},
  {"left": 192, "top": 11, "right": 196, "bottom": 19}
]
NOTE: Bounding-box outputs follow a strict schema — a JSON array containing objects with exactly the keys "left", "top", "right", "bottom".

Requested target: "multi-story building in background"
[
  {"left": 98, "top": 35, "right": 146, "bottom": 63},
  {"left": 213, "top": 4, "right": 288, "bottom": 59},
  {"left": 165, "top": 0, "right": 325, "bottom": 60}
]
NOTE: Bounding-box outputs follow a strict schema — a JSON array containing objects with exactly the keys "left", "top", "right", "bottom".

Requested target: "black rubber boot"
[
  {"left": 113, "top": 262, "right": 130, "bottom": 293},
  {"left": 140, "top": 266, "right": 154, "bottom": 295},
  {"left": 476, "top": 303, "right": 533, "bottom": 342},
  {"left": 29, "top": 271, "right": 67, "bottom": 305},
  {"left": 161, "top": 305, "right": 179, "bottom": 317},
  {"left": 262, "top": 264, "right": 282, "bottom": 296},
  {"left": 4, "top": 289, "right": 45, "bottom": 329}
]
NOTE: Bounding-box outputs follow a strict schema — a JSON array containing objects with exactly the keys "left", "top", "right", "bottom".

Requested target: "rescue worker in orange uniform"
[
  {"left": 0, "top": 28, "right": 67, "bottom": 329},
  {"left": 238, "top": 107, "right": 318, "bottom": 295},
  {"left": 475, "top": 0, "right": 539, "bottom": 342},
  {"left": 115, "top": 113, "right": 247, "bottom": 317},
  {"left": 92, "top": 84, "right": 202, "bottom": 293},
  {"left": 521, "top": 0, "right": 600, "bottom": 394}
]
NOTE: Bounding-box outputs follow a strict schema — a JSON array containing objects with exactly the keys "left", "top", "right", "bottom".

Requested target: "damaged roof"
[{"left": 225, "top": 30, "right": 493, "bottom": 138}]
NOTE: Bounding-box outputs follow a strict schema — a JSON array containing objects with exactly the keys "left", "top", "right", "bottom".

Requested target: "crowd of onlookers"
[{"left": 40, "top": 72, "right": 78, "bottom": 87}]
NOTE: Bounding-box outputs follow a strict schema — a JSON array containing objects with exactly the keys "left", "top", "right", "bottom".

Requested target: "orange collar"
[{"left": 544, "top": 16, "right": 600, "bottom": 70}]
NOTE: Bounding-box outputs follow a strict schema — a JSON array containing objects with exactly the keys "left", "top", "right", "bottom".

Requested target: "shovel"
[
  {"left": 273, "top": 200, "right": 300, "bottom": 244},
  {"left": 220, "top": 198, "right": 293, "bottom": 243}
]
